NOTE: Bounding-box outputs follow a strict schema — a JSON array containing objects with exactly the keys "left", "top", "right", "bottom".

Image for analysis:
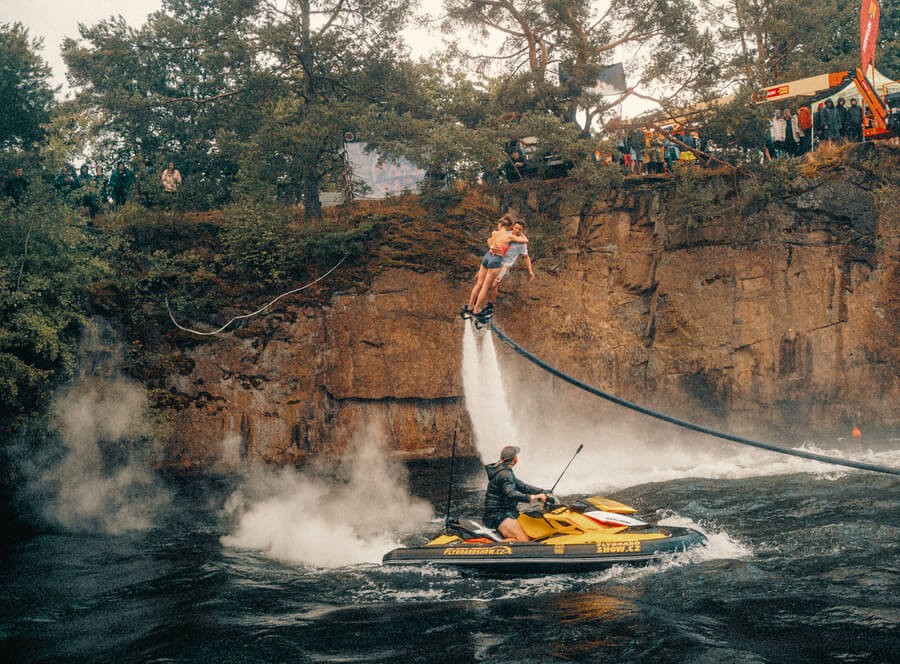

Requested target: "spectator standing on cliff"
[
  {"left": 617, "top": 131, "right": 632, "bottom": 171},
  {"left": 837, "top": 98, "right": 851, "bottom": 141},
  {"left": 770, "top": 110, "right": 787, "bottom": 157},
  {"left": 645, "top": 130, "right": 665, "bottom": 174},
  {"left": 663, "top": 134, "right": 680, "bottom": 172},
  {"left": 77, "top": 164, "right": 91, "bottom": 189},
  {"left": 93, "top": 165, "right": 109, "bottom": 205},
  {"left": 796, "top": 106, "right": 813, "bottom": 154},
  {"left": 110, "top": 161, "right": 133, "bottom": 206},
  {"left": 4, "top": 167, "right": 29, "bottom": 204},
  {"left": 763, "top": 117, "right": 774, "bottom": 160},
  {"left": 679, "top": 132, "right": 699, "bottom": 166},
  {"left": 628, "top": 126, "right": 645, "bottom": 174},
  {"left": 76, "top": 164, "right": 101, "bottom": 219},
  {"left": 784, "top": 109, "right": 803, "bottom": 156},
  {"left": 821, "top": 99, "right": 842, "bottom": 143},
  {"left": 54, "top": 166, "right": 77, "bottom": 199},
  {"left": 162, "top": 161, "right": 182, "bottom": 196},
  {"left": 847, "top": 98, "right": 864, "bottom": 142},
  {"left": 813, "top": 102, "right": 825, "bottom": 147}
]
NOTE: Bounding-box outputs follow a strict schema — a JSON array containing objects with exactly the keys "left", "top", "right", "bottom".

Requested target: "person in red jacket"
[{"left": 796, "top": 106, "right": 813, "bottom": 154}]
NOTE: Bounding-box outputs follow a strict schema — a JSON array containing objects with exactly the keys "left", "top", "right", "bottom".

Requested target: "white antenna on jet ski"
[{"left": 550, "top": 443, "right": 583, "bottom": 495}]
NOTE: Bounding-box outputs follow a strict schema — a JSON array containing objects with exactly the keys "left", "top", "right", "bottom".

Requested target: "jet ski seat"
[{"left": 449, "top": 517, "right": 505, "bottom": 543}]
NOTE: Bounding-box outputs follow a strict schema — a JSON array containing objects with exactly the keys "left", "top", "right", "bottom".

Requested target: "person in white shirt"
[{"left": 487, "top": 219, "right": 534, "bottom": 306}]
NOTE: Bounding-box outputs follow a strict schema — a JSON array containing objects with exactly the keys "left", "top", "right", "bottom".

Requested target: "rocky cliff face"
[{"left": 162, "top": 143, "right": 900, "bottom": 469}]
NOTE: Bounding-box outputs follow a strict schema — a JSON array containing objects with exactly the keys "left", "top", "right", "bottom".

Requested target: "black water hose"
[{"left": 489, "top": 322, "right": 900, "bottom": 477}]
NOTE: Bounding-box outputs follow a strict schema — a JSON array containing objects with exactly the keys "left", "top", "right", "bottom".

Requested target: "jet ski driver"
[{"left": 483, "top": 445, "right": 549, "bottom": 542}]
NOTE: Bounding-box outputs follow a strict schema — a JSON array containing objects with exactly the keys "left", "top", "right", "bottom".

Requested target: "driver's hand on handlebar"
[{"left": 531, "top": 492, "right": 548, "bottom": 503}]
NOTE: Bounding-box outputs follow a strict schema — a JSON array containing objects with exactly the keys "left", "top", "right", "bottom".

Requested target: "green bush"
[{"left": 0, "top": 186, "right": 111, "bottom": 430}]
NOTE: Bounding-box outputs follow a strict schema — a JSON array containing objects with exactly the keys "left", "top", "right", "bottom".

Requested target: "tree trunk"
[{"left": 302, "top": 161, "right": 322, "bottom": 220}]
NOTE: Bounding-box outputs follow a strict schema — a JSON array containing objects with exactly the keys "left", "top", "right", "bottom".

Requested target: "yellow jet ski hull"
[{"left": 383, "top": 496, "right": 706, "bottom": 573}]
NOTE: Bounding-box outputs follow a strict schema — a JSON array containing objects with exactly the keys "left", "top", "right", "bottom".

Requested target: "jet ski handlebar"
[{"left": 523, "top": 493, "right": 559, "bottom": 516}]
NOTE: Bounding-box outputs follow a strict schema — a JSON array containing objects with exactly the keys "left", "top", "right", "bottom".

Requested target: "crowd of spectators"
[
  {"left": 766, "top": 97, "right": 865, "bottom": 158},
  {"left": 3, "top": 160, "right": 182, "bottom": 214},
  {"left": 607, "top": 94, "right": 873, "bottom": 175},
  {"left": 609, "top": 126, "right": 712, "bottom": 175},
  {"left": 50, "top": 161, "right": 138, "bottom": 218}
]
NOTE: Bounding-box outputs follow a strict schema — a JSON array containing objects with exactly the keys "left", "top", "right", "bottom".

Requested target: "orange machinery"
[{"left": 756, "top": 68, "right": 895, "bottom": 138}]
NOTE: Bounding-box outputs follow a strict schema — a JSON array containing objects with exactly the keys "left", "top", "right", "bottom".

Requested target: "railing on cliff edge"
[{"left": 488, "top": 321, "right": 900, "bottom": 477}]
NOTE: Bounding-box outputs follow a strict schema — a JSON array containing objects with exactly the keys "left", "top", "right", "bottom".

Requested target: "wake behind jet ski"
[{"left": 382, "top": 495, "right": 706, "bottom": 574}]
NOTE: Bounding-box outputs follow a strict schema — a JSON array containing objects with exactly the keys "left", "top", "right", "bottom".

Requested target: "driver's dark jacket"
[{"left": 483, "top": 461, "right": 542, "bottom": 523}]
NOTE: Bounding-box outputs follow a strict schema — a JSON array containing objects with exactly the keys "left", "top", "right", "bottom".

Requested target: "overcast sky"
[
  {"left": 6, "top": 1, "right": 650, "bottom": 117},
  {"left": 5, "top": 0, "right": 446, "bottom": 96},
  {"left": 5, "top": 1, "right": 164, "bottom": 96}
]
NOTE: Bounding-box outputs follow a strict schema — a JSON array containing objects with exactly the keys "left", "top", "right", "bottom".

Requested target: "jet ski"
[{"left": 383, "top": 496, "right": 706, "bottom": 574}]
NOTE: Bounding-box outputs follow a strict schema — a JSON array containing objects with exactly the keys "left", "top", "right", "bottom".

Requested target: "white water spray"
[
  {"left": 461, "top": 322, "right": 518, "bottom": 461},
  {"left": 460, "top": 324, "right": 899, "bottom": 493},
  {"left": 13, "top": 322, "right": 171, "bottom": 534},
  {"left": 220, "top": 416, "right": 433, "bottom": 567}
]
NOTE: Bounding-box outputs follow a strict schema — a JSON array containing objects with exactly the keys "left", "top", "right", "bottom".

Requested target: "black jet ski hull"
[{"left": 383, "top": 526, "right": 705, "bottom": 574}]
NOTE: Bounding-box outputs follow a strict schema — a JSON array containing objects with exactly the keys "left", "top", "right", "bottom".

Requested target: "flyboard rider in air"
[{"left": 461, "top": 214, "right": 528, "bottom": 325}]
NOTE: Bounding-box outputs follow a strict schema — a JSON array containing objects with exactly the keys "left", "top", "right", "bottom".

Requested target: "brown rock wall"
[{"left": 161, "top": 146, "right": 900, "bottom": 469}]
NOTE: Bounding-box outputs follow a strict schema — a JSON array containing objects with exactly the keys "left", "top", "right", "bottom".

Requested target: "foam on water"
[{"left": 658, "top": 513, "right": 753, "bottom": 561}]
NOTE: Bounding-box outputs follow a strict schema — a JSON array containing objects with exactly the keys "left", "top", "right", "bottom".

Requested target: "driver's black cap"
[{"left": 500, "top": 445, "right": 520, "bottom": 461}]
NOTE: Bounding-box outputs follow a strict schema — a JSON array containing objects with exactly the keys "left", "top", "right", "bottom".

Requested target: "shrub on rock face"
[{"left": 0, "top": 194, "right": 111, "bottom": 431}]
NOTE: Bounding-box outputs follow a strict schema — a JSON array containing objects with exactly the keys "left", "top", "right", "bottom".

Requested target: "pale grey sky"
[
  {"left": 4, "top": 0, "right": 444, "bottom": 96},
  {"left": 4, "top": 1, "right": 164, "bottom": 96},
  {"left": 5, "top": 0, "right": 651, "bottom": 117}
]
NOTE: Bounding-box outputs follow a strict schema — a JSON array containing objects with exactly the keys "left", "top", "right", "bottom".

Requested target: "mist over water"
[
  {"left": 220, "top": 416, "right": 433, "bottom": 567},
  {"left": 42, "top": 379, "right": 169, "bottom": 533},
  {"left": 462, "top": 322, "right": 900, "bottom": 495},
  {"left": 12, "top": 322, "right": 170, "bottom": 534}
]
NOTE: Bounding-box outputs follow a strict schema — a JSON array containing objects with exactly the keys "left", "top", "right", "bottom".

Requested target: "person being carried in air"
[
  {"left": 486, "top": 218, "right": 534, "bottom": 307},
  {"left": 461, "top": 214, "right": 528, "bottom": 322},
  {"left": 483, "top": 445, "right": 548, "bottom": 542}
]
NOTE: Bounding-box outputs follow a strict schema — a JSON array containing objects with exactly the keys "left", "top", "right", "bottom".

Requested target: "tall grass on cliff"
[
  {"left": 663, "top": 157, "right": 799, "bottom": 244},
  {"left": 0, "top": 184, "right": 111, "bottom": 434}
]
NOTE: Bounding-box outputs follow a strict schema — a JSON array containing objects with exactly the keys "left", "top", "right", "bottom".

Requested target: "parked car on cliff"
[{"left": 501, "top": 136, "right": 573, "bottom": 182}]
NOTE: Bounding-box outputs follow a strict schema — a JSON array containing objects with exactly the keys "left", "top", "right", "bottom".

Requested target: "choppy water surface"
[{"left": 2, "top": 463, "right": 899, "bottom": 664}]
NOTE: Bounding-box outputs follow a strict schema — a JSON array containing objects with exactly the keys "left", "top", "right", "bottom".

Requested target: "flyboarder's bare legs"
[
  {"left": 473, "top": 267, "right": 501, "bottom": 314},
  {"left": 467, "top": 265, "right": 489, "bottom": 311}
]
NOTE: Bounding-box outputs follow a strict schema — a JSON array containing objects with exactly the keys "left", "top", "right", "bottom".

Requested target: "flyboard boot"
[
  {"left": 472, "top": 303, "right": 493, "bottom": 329},
  {"left": 460, "top": 304, "right": 474, "bottom": 320}
]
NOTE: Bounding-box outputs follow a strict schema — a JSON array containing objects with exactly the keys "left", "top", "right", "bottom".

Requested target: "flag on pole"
[
  {"left": 559, "top": 63, "right": 628, "bottom": 96},
  {"left": 861, "top": 0, "right": 881, "bottom": 75},
  {"left": 585, "top": 64, "right": 628, "bottom": 96}
]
